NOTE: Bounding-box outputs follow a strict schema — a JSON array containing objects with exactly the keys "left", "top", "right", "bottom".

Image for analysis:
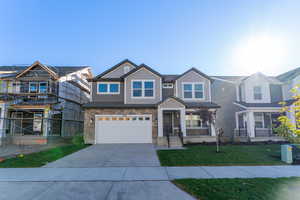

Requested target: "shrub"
[{"left": 72, "top": 134, "right": 84, "bottom": 145}]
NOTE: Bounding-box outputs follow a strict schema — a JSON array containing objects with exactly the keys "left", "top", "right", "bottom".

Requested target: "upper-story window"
[
  {"left": 124, "top": 65, "right": 131, "bottom": 74},
  {"left": 29, "top": 82, "right": 38, "bottom": 93},
  {"left": 132, "top": 80, "right": 154, "bottom": 98},
  {"left": 163, "top": 83, "right": 173, "bottom": 88},
  {"left": 39, "top": 82, "right": 48, "bottom": 93},
  {"left": 253, "top": 86, "right": 262, "bottom": 100},
  {"left": 98, "top": 82, "right": 120, "bottom": 94},
  {"left": 182, "top": 83, "right": 204, "bottom": 99},
  {"left": 29, "top": 82, "right": 48, "bottom": 93}
]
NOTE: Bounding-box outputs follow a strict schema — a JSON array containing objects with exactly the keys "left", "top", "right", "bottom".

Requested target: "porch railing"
[{"left": 254, "top": 127, "right": 276, "bottom": 137}]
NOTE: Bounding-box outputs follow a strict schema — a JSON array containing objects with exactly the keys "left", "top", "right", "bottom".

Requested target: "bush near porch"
[{"left": 157, "top": 144, "right": 285, "bottom": 166}]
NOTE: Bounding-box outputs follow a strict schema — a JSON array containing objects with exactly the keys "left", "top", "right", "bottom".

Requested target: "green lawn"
[
  {"left": 157, "top": 144, "right": 285, "bottom": 166},
  {"left": 174, "top": 178, "right": 300, "bottom": 200},
  {"left": 0, "top": 144, "right": 89, "bottom": 168}
]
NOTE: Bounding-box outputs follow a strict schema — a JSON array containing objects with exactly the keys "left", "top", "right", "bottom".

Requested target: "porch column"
[
  {"left": 247, "top": 111, "right": 255, "bottom": 138},
  {"left": 158, "top": 108, "right": 163, "bottom": 137},
  {"left": 210, "top": 123, "right": 216, "bottom": 136},
  {"left": 43, "top": 108, "right": 50, "bottom": 137},
  {"left": 235, "top": 112, "right": 239, "bottom": 129},
  {"left": 0, "top": 105, "right": 4, "bottom": 138},
  {"left": 179, "top": 108, "right": 186, "bottom": 136}
]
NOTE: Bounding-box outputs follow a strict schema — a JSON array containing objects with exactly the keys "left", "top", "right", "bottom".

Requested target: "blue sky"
[{"left": 0, "top": 0, "right": 299, "bottom": 76}]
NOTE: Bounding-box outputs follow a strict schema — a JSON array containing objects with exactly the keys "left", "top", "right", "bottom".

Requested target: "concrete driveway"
[{"left": 44, "top": 144, "right": 161, "bottom": 167}]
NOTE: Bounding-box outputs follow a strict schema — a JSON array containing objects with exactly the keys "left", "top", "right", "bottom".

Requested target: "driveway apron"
[{"left": 44, "top": 144, "right": 161, "bottom": 167}]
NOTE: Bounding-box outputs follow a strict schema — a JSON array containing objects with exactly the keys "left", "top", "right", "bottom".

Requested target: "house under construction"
[{"left": 0, "top": 61, "right": 92, "bottom": 145}]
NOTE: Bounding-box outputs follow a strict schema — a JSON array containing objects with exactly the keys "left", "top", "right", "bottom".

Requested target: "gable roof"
[
  {"left": 120, "top": 63, "right": 162, "bottom": 79},
  {"left": 92, "top": 59, "right": 138, "bottom": 80},
  {"left": 16, "top": 61, "right": 59, "bottom": 79},
  {"left": 0, "top": 61, "right": 89, "bottom": 79},
  {"left": 238, "top": 72, "right": 282, "bottom": 84},
  {"left": 277, "top": 67, "right": 300, "bottom": 82},
  {"left": 174, "top": 68, "right": 213, "bottom": 82}
]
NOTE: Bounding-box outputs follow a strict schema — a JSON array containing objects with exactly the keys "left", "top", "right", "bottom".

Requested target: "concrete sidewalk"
[{"left": 1, "top": 165, "right": 300, "bottom": 182}]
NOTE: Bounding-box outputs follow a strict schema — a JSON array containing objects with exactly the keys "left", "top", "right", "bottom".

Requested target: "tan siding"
[
  {"left": 125, "top": 68, "right": 161, "bottom": 104},
  {"left": 176, "top": 71, "right": 210, "bottom": 101},
  {"left": 102, "top": 62, "right": 135, "bottom": 78},
  {"left": 159, "top": 98, "right": 185, "bottom": 109}
]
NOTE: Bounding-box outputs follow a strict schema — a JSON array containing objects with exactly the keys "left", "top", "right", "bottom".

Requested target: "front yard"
[
  {"left": 0, "top": 144, "right": 89, "bottom": 168},
  {"left": 174, "top": 177, "right": 300, "bottom": 200},
  {"left": 157, "top": 144, "right": 285, "bottom": 166}
]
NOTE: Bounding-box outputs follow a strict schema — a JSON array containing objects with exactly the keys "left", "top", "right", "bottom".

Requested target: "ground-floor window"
[
  {"left": 254, "top": 112, "right": 264, "bottom": 128},
  {"left": 185, "top": 114, "right": 208, "bottom": 128}
]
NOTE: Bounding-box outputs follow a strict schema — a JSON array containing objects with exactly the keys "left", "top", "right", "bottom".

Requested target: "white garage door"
[{"left": 95, "top": 115, "right": 152, "bottom": 144}]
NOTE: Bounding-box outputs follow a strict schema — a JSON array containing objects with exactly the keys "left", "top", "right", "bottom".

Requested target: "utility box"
[{"left": 281, "top": 144, "right": 293, "bottom": 164}]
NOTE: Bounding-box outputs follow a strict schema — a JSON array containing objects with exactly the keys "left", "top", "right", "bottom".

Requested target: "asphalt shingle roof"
[{"left": 0, "top": 65, "right": 88, "bottom": 78}]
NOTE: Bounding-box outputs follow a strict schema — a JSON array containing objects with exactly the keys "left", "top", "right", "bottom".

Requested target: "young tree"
[{"left": 276, "top": 85, "right": 300, "bottom": 143}]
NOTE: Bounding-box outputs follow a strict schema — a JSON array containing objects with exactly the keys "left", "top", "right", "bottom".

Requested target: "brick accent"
[{"left": 84, "top": 108, "right": 158, "bottom": 144}]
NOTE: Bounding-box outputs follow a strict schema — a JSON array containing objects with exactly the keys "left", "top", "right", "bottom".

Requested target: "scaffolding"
[{"left": 0, "top": 66, "right": 89, "bottom": 139}]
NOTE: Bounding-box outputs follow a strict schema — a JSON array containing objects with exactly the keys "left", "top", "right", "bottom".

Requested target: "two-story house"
[
  {"left": 0, "top": 61, "right": 92, "bottom": 145},
  {"left": 84, "top": 59, "right": 220, "bottom": 146},
  {"left": 231, "top": 72, "right": 284, "bottom": 142}
]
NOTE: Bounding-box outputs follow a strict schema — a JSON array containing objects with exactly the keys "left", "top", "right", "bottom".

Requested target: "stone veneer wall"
[{"left": 84, "top": 108, "right": 158, "bottom": 144}]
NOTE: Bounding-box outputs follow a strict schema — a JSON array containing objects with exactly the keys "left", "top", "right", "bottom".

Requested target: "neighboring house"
[
  {"left": 84, "top": 59, "right": 220, "bottom": 146},
  {"left": 233, "top": 73, "right": 284, "bottom": 142},
  {"left": 277, "top": 67, "right": 300, "bottom": 126},
  {"left": 0, "top": 61, "right": 92, "bottom": 145}
]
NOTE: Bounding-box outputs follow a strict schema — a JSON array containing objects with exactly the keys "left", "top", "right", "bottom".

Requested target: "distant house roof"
[
  {"left": 162, "top": 75, "right": 179, "bottom": 82},
  {"left": 277, "top": 67, "right": 300, "bottom": 82},
  {"left": 212, "top": 76, "right": 246, "bottom": 82},
  {"left": 0, "top": 64, "right": 89, "bottom": 79}
]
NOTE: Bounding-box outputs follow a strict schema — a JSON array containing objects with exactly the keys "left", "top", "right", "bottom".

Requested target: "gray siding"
[
  {"left": 125, "top": 68, "right": 162, "bottom": 104},
  {"left": 102, "top": 62, "right": 135, "bottom": 78},
  {"left": 92, "top": 82, "right": 124, "bottom": 103},
  {"left": 270, "top": 84, "right": 283, "bottom": 103},
  {"left": 176, "top": 71, "right": 210, "bottom": 102},
  {"left": 212, "top": 79, "right": 241, "bottom": 139},
  {"left": 162, "top": 88, "right": 174, "bottom": 100}
]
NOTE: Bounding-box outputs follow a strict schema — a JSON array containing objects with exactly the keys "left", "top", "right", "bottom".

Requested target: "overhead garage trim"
[{"left": 95, "top": 114, "right": 153, "bottom": 144}]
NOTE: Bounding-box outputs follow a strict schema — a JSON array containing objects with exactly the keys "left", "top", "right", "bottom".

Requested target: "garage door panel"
[{"left": 95, "top": 115, "right": 152, "bottom": 144}]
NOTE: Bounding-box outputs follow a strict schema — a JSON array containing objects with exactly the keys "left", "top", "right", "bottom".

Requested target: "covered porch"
[
  {"left": 235, "top": 108, "right": 284, "bottom": 141},
  {"left": 157, "top": 97, "right": 219, "bottom": 146}
]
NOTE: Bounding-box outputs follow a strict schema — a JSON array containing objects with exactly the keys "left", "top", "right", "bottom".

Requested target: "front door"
[{"left": 163, "top": 112, "right": 173, "bottom": 136}]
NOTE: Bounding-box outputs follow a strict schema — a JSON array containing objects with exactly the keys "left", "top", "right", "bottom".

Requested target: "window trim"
[
  {"left": 97, "top": 82, "right": 120, "bottom": 94},
  {"left": 253, "top": 86, "right": 263, "bottom": 100},
  {"left": 182, "top": 82, "right": 205, "bottom": 100},
  {"left": 39, "top": 82, "right": 48, "bottom": 93},
  {"left": 131, "top": 80, "right": 155, "bottom": 99}
]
